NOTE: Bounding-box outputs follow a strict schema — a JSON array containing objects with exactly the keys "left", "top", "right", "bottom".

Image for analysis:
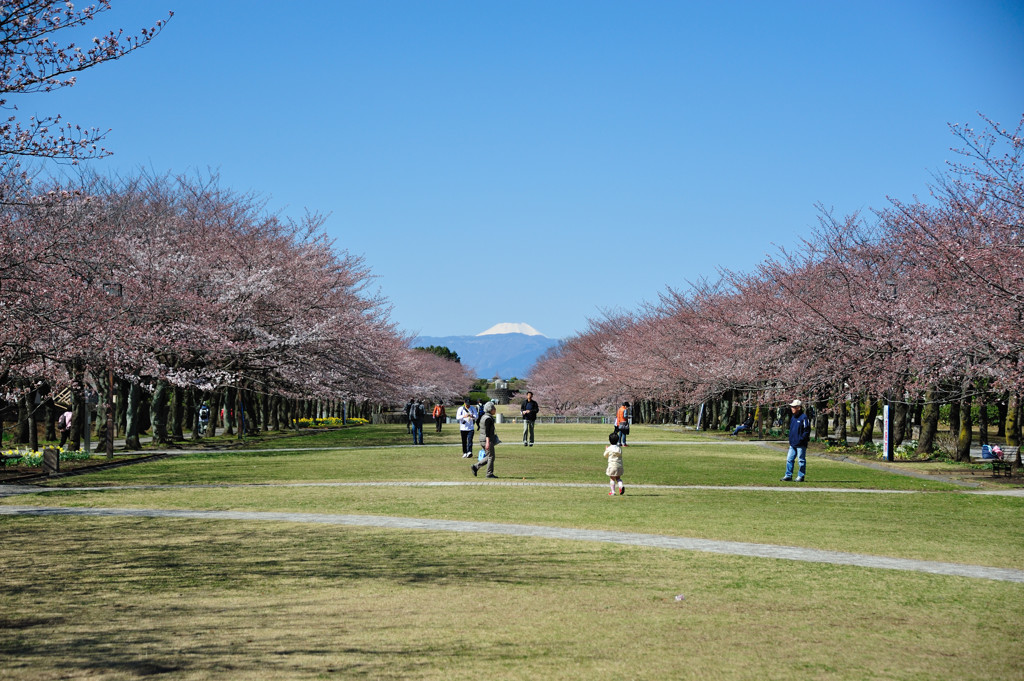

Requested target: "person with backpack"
[
  {"left": 432, "top": 401, "right": 446, "bottom": 433},
  {"left": 197, "top": 403, "right": 210, "bottom": 437},
  {"left": 408, "top": 399, "right": 425, "bottom": 445},
  {"left": 471, "top": 401, "right": 499, "bottom": 478}
]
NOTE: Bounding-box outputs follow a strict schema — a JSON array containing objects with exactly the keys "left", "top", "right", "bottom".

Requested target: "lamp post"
[{"left": 102, "top": 281, "right": 122, "bottom": 459}]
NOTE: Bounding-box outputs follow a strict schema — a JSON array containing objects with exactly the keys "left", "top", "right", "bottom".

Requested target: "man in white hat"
[
  {"left": 781, "top": 399, "right": 810, "bottom": 482},
  {"left": 472, "top": 401, "right": 499, "bottom": 478}
]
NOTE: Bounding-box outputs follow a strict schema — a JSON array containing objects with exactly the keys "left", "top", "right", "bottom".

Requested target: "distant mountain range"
[{"left": 413, "top": 326, "right": 562, "bottom": 379}]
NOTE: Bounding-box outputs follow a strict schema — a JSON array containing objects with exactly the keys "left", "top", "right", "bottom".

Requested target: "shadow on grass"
[{"left": 1, "top": 515, "right": 614, "bottom": 678}]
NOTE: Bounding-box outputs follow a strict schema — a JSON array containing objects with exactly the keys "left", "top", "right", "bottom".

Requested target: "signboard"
[{"left": 883, "top": 404, "right": 894, "bottom": 462}]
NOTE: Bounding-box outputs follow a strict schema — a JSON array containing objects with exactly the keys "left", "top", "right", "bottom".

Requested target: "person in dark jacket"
[
  {"left": 472, "top": 401, "right": 499, "bottom": 478},
  {"left": 781, "top": 399, "right": 811, "bottom": 482},
  {"left": 408, "top": 399, "right": 425, "bottom": 445},
  {"left": 520, "top": 391, "right": 539, "bottom": 446}
]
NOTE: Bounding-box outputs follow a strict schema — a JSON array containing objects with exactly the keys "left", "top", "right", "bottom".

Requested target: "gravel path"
[{"left": 2, "top": 488, "right": 1022, "bottom": 583}]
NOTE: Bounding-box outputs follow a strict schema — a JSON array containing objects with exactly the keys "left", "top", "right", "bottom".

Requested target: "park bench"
[
  {"left": 980, "top": 445, "right": 1018, "bottom": 478},
  {"left": 992, "top": 446, "right": 1017, "bottom": 478},
  {"left": 0, "top": 454, "right": 22, "bottom": 468}
]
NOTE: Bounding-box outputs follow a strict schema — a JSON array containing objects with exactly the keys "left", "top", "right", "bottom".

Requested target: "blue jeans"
[
  {"left": 412, "top": 423, "right": 423, "bottom": 444},
  {"left": 786, "top": 446, "right": 806, "bottom": 479},
  {"left": 523, "top": 420, "right": 535, "bottom": 445}
]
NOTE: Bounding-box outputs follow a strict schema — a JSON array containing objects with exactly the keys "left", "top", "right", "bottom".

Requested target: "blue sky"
[{"left": 29, "top": 0, "right": 1024, "bottom": 339}]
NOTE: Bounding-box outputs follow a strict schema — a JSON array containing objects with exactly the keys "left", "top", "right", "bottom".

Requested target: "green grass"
[
  {"left": 233, "top": 421, "right": 712, "bottom": 448},
  {"left": 1, "top": 516, "right": 1021, "bottom": 681},
  {"left": 2, "top": 423, "right": 1022, "bottom": 680}
]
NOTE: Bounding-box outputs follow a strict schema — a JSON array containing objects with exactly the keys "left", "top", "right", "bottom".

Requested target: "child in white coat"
[{"left": 604, "top": 431, "right": 625, "bottom": 495}]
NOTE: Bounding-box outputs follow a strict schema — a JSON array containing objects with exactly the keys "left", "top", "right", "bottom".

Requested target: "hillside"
[{"left": 412, "top": 332, "right": 561, "bottom": 379}]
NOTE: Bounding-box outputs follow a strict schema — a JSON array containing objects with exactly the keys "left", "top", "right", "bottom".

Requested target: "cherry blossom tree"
[
  {"left": 533, "top": 113, "right": 1023, "bottom": 458},
  {"left": 0, "top": 2, "right": 172, "bottom": 201}
]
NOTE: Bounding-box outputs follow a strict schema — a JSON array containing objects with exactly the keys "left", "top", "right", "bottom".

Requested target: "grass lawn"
[{"left": 2, "top": 423, "right": 1022, "bottom": 680}]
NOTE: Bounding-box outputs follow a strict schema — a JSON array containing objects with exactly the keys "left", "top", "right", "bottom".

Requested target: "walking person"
[
  {"left": 472, "top": 401, "right": 499, "bottom": 478},
  {"left": 432, "top": 401, "right": 446, "bottom": 433},
  {"left": 57, "top": 408, "right": 73, "bottom": 448},
  {"left": 456, "top": 398, "right": 475, "bottom": 457},
  {"left": 520, "top": 391, "right": 539, "bottom": 446},
  {"left": 604, "top": 431, "right": 625, "bottom": 495},
  {"left": 615, "top": 401, "right": 631, "bottom": 446},
  {"left": 197, "top": 403, "right": 210, "bottom": 437},
  {"left": 404, "top": 399, "right": 414, "bottom": 433},
  {"left": 781, "top": 399, "right": 811, "bottom": 482},
  {"left": 408, "top": 399, "right": 425, "bottom": 445}
]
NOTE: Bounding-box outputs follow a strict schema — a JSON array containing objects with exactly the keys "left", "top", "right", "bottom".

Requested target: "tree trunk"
[
  {"left": 1012, "top": 397, "right": 1024, "bottom": 466},
  {"left": 190, "top": 388, "right": 202, "bottom": 441},
  {"left": 208, "top": 391, "right": 220, "bottom": 438},
  {"left": 27, "top": 387, "right": 38, "bottom": 452},
  {"left": 814, "top": 396, "right": 829, "bottom": 440},
  {"left": 917, "top": 390, "right": 939, "bottom": 454},
  {"left": 224, "top": 387, "right": 235, "bottom": 435},
  {"left": 171, "top": 385, "right": 185, "bottom": 440},
  {"left": 955, "top": 394, "right": 973, "bottom": 462},
  {"left": 93, "top": 375, "right": 109, "bottom": 453},
  {"left": 125, "top": 381, "right": 143, "bottom": 450},
  {"left": 977, "top": 392, "right": 989, "bottom": 446},
  {"left": 270, "top": 395, "right": 280, "bottom": 431},
  {"left": 858, "top": 395, "right": 878, "bottom": 445},
  {"left": 117, "top": 379, "right": 129, "bottom": 438},
  {"left": 1006, "top": 394, "right": 1021, "bottom": 448},
  {"left": 151, "top": 380, "right": 169, "bottom": 445},
  {"left": 262, "top": 391, "right": 271, "bottom": 432},
  {"left": 44, "top": 396, "right": 57, "bottom": 441},
  {"left": 17, "top": 390, "right": 30, "bottom": 444},
  {"left": 947, "top": 395, "right": 960, "bottom": 450},
  {"left": 892, "top": 401, "right": 908, "bottom": 446},
  {"left": 996, "top": 395, "right": 1008, "bottom": 438}
]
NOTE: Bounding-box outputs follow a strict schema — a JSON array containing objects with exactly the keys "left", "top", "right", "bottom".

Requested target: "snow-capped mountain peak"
[{"left": 477, "top": 322, "right": 544, "bottom": 337}]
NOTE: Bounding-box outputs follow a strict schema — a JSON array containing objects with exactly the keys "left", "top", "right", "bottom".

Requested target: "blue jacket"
[{"left": 788, "top": 411, "right": 811, "bottom": 448}]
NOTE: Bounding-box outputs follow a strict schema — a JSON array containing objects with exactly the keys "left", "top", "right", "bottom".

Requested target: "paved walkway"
[
  {"left": 3, "top": 438, "right": 1020, "bottom": 583},
  {"left": 2, "top": 480, "right": 1022, "bottom": 583},
  {"left": 1, "top": 503, "right": 1021, "bottom": 583}
]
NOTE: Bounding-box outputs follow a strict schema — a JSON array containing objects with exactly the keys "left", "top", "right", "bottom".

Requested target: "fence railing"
[{"left": 497, "top": 415, "right": 608, "bottom": 425}]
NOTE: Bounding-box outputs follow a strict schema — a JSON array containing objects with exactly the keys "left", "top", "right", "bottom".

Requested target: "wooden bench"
[
  {"left": 0, "top": 454, "right": 21, "bottom": 468},
  {"left": 992, "top": 446, "right": 1017, "bottom": 478}
]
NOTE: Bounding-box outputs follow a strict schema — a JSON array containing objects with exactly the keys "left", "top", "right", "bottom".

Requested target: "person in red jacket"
[
  {"left": 432, "top": 402, "right": 446, "bottom": 433},
  {"left": 615, "top": 401, "right": 631, "bottom": 446}
]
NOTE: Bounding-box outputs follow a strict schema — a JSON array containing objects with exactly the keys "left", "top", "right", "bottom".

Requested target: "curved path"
[{"left": 2, "top": 481, "right": 1023, "bottom": 583}]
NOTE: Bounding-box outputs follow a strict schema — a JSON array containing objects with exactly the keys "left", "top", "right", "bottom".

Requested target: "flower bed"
[
  {"left": 1, "top": 447, "right": 94, "bottom": 467},
  {"left": 294, "top": 417, "right": 368, "bottom": 428}
]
